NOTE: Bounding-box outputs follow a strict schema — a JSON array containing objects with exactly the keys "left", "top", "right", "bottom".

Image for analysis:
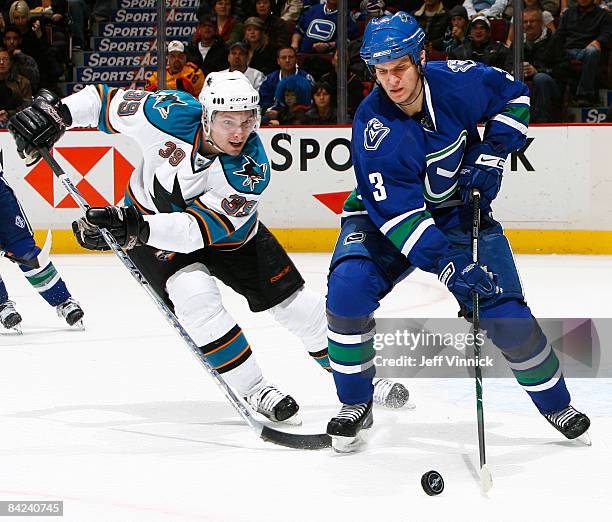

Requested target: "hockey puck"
[{"left": 421, "top": 470, "right": 444, "bottom": 496}]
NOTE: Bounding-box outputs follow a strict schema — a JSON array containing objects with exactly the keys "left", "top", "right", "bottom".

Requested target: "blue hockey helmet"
[{"left": 360, "top": 11, "right": 425, "bottom": 67}]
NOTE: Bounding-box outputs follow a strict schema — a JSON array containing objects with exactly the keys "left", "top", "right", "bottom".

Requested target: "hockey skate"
[
  {"left": 373, "top": 378, "right": 410, "bottom": 409},
  {"left": 327, "top": 401, "right": 373, "bottom": 453},
  {"left": 246, "top": 383, "right": 301, "bottom": 424},
  {"left": 56, "top": 297, "right": 84, "bottom": 327},
  {"left": 0, "top": 300, "right": 22, "bottom": 333},
  {"left": 543, "top": 405, "right": 591, "bottom": 445}
]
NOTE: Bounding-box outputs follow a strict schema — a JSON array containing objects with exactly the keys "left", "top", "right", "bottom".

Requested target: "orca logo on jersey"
[
  {"left": 235, "top": 155, "right": 267, "bottom": 191},
  {"left": 152, "top": 92, "right": 187, "bottom": 119},
  {"left": 364, "top": 118, "right": 390, "bottom": 151},
  {"left": 447, "top": 60, "right": 477, "bottom": 73},
  {"left": 15, "top": 216, "right": 26, "bottom": 229}
]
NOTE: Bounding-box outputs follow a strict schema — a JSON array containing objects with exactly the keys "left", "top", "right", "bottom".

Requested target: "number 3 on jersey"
[{"left": 369, "top": 172, "right": 387, "bottom": 201}]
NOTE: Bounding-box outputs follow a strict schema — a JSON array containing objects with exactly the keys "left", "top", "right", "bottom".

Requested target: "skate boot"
[
  {"left": 56, "top": 297, "right": 84, "bottom": 327},
  {"left": 543, "top": 405, "right": 590, "bottom": 443},
  {"left": 0, "top": 300, "right": 22, "bottom": 332},
  {"left": 327, "top": 400, "right": 373, "bottom": 453},
  {"left": 246, "top": 382, "right": 300, "bottom": 424},
  {"left": 373, "top": 378, "right": 409, "bottom": 408}
]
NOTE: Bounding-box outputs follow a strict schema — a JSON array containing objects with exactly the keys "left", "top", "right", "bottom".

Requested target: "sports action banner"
[{"left": 0, "top": 126, "right": 610, "bottom": 231}]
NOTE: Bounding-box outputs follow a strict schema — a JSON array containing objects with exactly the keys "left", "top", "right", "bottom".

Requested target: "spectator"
[
  {"left": 223, "top": 40, "right": 265, "bottom": 89},
  {"left": 413, "top": 0, "right": 451, "bottom": 51},
  {"left": 443, "top": 4, "right": 470, "bottom": 53},
  {"left": 186, "top": 16, "right": 229, "bottom": 75},
  {"left": 449, "top": 15, "right": 509, "bottom": 69},
  {"left": 259, "top": 46, "right": 314, "bottom": 111},
  {"left": 145, "top": 41, "right": 205, "bottom": 97},
  {"left": 66, "top": 0, "right": 90, "bottom": 50},
  {"left": 320, "top": 48, "right": 364, "bottom": 117},
  {"left": 348, "top": 0, "right": 388, "bottom": 80},
  {"left": 291, "top": 0, "right": 358, "bottom": 54},
  {"left": 243, "top": 16, "right": 278, "bottom": 74},
  {"left": 263, "top": 73, "right": 312, "bottom": 125},
  {"left": 305, "top": 80, "right": 338, "bottom": 123},
  {"left": 273, "top": 0, "right": 304, "bottom": 23},
  {"left": 352, "top": 0, "right": 391, "bottom": 21},
  {"left": 90, "top": 0, "right": 111, "bottom": 23},
  {"left": 506, "top": 0, "right": 557, "bottom": 47},
  {"left": 463, "top": 0, "right": 508, "bottom": 18},
  {"left": 212, "top": 0, "right": 244, "bottom": 45},
  {"left": 9, "top": 0, "right": 62, "bottom": 90},
  {"left": 3, "top": 24, "right": 39, "bottom": 91},
  {"left": 506, "top": 7, "right": 568, "bottom": 122},
  {"left": 250, "top": 0, "right": 291, "bottom": 48},
  {"left": 556, "top": 0, "right": 612, "bottom": 105},
  {"left": 0, "top": 47, "right": 31, "bottom": 126}
]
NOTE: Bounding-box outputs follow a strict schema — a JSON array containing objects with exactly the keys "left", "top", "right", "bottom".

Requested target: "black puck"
[{"left": 421, "top": 470, "right": 444, "bottom": 496}]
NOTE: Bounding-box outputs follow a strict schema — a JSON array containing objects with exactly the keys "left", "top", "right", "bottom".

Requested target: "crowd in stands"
[{"left": 0, "top": 0, "right": 611, "bottom": 126}]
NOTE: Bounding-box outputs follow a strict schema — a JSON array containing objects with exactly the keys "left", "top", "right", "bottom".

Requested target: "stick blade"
[
  {"left": 260, "top": 425, "right": 332, "bottom": 450},
  {"left": 480, "top": 464, "right": 493, "bottom": 494}
]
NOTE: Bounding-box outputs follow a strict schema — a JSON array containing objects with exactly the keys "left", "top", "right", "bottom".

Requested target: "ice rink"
[{"left": 1, "top": 252, "right": 610, "bottom": 521}]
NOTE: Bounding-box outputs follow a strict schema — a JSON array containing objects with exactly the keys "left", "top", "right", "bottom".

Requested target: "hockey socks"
[{"left": 21, "top": 261, "right": 72, "bottom": 308}]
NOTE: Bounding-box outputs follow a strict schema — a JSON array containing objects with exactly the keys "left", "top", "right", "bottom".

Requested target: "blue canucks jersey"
[{"left": 344, "top": 60, "right": 530, "bottom": 273}]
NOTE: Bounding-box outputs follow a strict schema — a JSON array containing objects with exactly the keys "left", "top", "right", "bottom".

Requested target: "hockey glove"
[
  {"left": 72, "top": 206, "right": 150, "bottom": 251},
  {"left": 437, "top": 249, "right": 500, "bottom": 305},
  {"left": 7, "top": 89, "right": 72, "bottom": 166},
  {"left": 457, "top": 144, "right": 506, "bottom": 208}
]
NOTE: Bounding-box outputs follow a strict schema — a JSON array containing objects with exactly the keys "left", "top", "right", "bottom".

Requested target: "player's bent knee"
[
  {"left": 4, "top": 237, "right": 38, "bottom": 259},
  {"left": 327, "top": 258, "right": 388, "bottom": 318},
  {"left": 166, "top": 263, "right": 223, "bottom": 324}
]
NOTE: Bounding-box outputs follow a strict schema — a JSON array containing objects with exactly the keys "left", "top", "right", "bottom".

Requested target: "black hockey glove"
[
  {"left": 7, "top": 89, "right": 72, "bottom": 166},
  {"left": 72, "top": 206, "right": 150, "bottom": 251},
  {"left": 437, "top": 249, "right": 500, "bottom": 306}
]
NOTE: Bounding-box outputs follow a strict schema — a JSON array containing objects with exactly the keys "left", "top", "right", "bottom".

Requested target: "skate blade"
[
  {"left": 70, "top": 320, "right": 85, "bottom": 330},
  {"left": 480, "top": 464, "right": 493, "bottom": 494},
  {"left": 331, "top": 432, "right": 368, "bottom": 453},
  {"left": 277, "top": 412, "right": 302, "bottom": 426},
  {"left": 576, "top": 431, "right": 592, "bottom": 446},
  {"left": 6, "top": 324, "right": 23, "bottom": 334}
]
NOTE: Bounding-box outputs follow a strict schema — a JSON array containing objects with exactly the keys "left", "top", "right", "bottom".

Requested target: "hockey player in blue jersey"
[
  {"left": 0, "top": 169, "right": 84, "bottom": 332},
  {"left": 7, "top": 72, "right": 408, "bottom": 424},
  {"left": 325, "top": 12, "right": 590, "bottom": 451}
]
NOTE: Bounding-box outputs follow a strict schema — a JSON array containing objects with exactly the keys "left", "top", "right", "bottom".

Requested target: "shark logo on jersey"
[
  {"left": 235, "top": 156, "right": 267, "bottom": 191},
  {"left": 306, "top": 19, "right": 335, "bottom": 41},
  {"left": 15, "top": 216, "right": 25, "bottom": 228},
  {"left": 151, "top": 174, "right": 186, "bottom": 212},
  {"left": 447, "top": 60, "right": 477, "bottom": 73},
  {"left": 152, "top": 92, "right": 187, "bottom": 119},
  {"left": 364, "top": 118, "right": 390, "bottom": 150}
]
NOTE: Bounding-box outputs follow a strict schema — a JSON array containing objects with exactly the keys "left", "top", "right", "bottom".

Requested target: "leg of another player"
[
  {"left": 325, "top": 257, "right": 393, "bottom": 451},
  {"left": 268, "top": 286, "right": 410, "bottom": 408},
  {"left": 166, "top": 262, "right": 299, "bottom": 423}
]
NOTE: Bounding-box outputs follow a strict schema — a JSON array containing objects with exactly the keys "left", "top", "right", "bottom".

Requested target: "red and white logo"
[{"left": 25, "top": 146, "right": 134, "bottom": 208}]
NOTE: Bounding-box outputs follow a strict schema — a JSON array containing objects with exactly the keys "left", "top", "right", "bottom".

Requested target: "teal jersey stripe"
[
  {"left": 185, "top": 205, "right": 233, "bottom": 245},
  {"left": 343, "top": 189, "right": 366, "bottom": 213},
  {"left": 386, "top": 211, "right": 432, "bottom": 251},
  {"left": 502, "top": 105, "right": 530, "bottom": 126},
  {"left": 512, "top": 351, "right": 560, "bottom": 386},
  {"left": 96, "top": 84, "right": 119, "bottom": 134}
]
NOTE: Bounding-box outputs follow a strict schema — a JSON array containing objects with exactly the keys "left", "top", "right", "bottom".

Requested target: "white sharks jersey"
[{"left": 63, "top": 85, "right": 270, "bottom": 253}]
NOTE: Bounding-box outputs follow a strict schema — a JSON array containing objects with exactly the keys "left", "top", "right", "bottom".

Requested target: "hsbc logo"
[{"left": 24, "top": 146, "right": 135, "bottom": 208}]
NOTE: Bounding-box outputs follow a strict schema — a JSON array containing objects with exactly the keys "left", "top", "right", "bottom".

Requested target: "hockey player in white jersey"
[{"left": 7, "top": 72, "right": 408, "bottom": 423}]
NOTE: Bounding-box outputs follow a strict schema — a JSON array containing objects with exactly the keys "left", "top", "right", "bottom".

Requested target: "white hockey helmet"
[{"left": 198, "top": 71, "right": 261, "bottom": 134}]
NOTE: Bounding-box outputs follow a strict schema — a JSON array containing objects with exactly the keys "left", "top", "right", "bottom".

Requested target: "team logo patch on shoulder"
[
  {"left": 15, "top": 216, "right": 25, "bottom": 228},
  {"left": 236, "top": 156, "right": 267, "bottom": 191},
  {"left": 364, "top": 118, "right": 390, "bottom": 151},
  {"left": 152, "top": 92, "right": 187, "bottom": 119}
]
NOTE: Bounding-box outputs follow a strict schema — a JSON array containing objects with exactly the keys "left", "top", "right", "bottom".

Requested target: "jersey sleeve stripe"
[
  {"left": 491, "top": 113, "right": 528, "bottom": 135},
  {"left": 125, "top": 184, "right": 154, "bottom": 215},
  {"left": 185, "top": 208, "right": 213, "bottom": 246},
  {"left": 192, "top": 200, "right": 235, "bottom": 235},
  {"left": 508, "top": 95, "right": 531, "bottom": 106},
  {"left": 385, "top": 211, "right": 433, "bottom": 252},
  {"left": 97, "top": 85, "right": 119, "bottom": 134},
  {"left": 399, "top": 218, "right": 435, "bottom": 257}
]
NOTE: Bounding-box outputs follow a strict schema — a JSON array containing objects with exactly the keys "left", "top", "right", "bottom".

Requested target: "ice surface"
[{"left": 1, "top": 253, "right": 611, "bottom": 521}]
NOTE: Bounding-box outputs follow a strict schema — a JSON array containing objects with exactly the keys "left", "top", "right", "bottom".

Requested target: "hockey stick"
[
  {"left": 39, "top": 147, "right": 331, "bottom": 450},
  {"left": 0, "top": 230, "right": 52, "bottom": 269},
  {"left": 471, "top": 189, "right": 492, "bottom": 493}
]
